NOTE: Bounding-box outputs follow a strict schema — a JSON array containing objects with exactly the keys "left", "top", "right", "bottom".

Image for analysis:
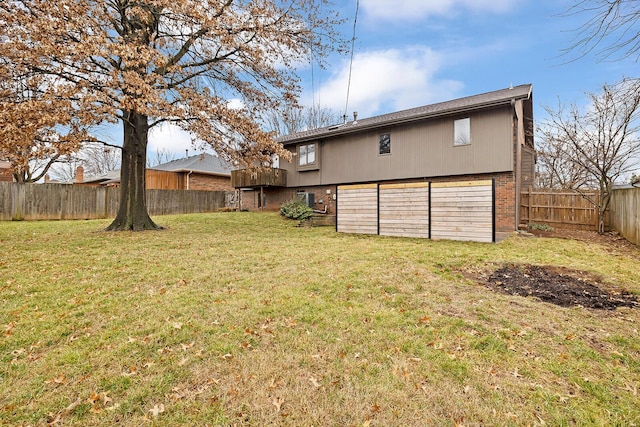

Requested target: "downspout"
[
  {"left": 513, "top": 99, "right": 525, "bottom": 230},
  {"left": 186, "top": 170, "right": 193, "bottom": 190}
]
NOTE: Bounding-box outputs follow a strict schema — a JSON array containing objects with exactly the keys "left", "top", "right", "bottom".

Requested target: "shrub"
[
  {"left": 280, "top": 198, "right": 313, "bottom": 220},
  {"left": 528, "top": 222, "right": 554, "bottom": 232}
]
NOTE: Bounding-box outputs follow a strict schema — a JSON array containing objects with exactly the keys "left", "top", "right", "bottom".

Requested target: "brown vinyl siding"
[{"left": 282, "top": 106, "right": 514, "bottom": 187}]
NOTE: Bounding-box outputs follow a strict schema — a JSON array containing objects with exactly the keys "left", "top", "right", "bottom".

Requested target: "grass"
[{"left": 1, "top": 212, "right": 639, "bottom": 426}]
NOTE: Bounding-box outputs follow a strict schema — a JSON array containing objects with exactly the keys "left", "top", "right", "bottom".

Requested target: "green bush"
[
  {"left": 280, "top": 198, "right": 313, "bottom": 220},
  {"left": 528, "top": 222, "right": 554, "bottom": 232}
]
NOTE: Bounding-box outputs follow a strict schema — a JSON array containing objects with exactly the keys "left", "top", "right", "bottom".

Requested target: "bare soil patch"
[{"left": 485, "top": 264, "right": 638, "bottom": 310}]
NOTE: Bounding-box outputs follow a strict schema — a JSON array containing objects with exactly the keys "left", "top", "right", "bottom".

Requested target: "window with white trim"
[
  {"left": 298, "top": 143, "right": 316, "bottom": 166},
  {"left": 454, "top": 117, "right": 471, "bottom": 146}
]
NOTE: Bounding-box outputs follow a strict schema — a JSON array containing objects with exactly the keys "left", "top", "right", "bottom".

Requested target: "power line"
[{"left": 344, "top": 0, "right": 359, "bottom": 120}]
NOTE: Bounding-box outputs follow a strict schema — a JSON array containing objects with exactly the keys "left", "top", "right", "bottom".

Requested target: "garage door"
[
  {"left": 431, "top": 180, "right": 494, "bottom": 242},
  {"left": 379, "top": 183, "right": 429, "bottom": 238},
  {"left": 337, "top": 184, "right": 378, "bottom": 234}
]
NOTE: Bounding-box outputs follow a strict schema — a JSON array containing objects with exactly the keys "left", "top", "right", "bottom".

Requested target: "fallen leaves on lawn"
[
  {"left": 308, "top": 377, "right": 321, "bottom": 388},
  {"left": 272, "top": 396, "right": 284, "bottom": 412},
  {"left": 4, "top": 322, "right": 15, "bottom": 336},
  {"left": 86, "top": 391, "right": 116, "bottom": 413},
  {"left": 180, "top": 341, "right": 195, "bottom": 351},
  {"left": 149, "top": 403, "right": 165, "bottom": 417},
  {"left": 46, "top": 398, "right": 81, "bottom": 426},
  {"left": 418, "top": 316, "right": 431, "bottom": 325},
  {"left": 45, "top": 375, "right": 67, "bottom": 387}
]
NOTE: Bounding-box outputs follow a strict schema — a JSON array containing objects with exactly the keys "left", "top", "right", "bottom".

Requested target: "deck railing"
[{"left": 231, "top": 168, "right": 287, "bottom": 188}]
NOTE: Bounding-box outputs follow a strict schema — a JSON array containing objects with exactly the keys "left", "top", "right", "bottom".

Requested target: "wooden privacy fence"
[
  {"left": 0, "top": 182, "right": 231, "bottom": 221},
  {"left": 520, "top": 189, "right": 602, "bottom": 231},
  {"left": 610, "top": 187, "right": 640, "bottom": 245}
]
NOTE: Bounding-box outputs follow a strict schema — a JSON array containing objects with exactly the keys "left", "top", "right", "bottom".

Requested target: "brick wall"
[
  {"left": 0, "top": 169, "right": 12, "bottom": 182},
  {"left": 188, "top": 173, "right": 233, "bottom": 191},
  {"left": 241, "top": 185, "right": 338, "bottom": 213}
]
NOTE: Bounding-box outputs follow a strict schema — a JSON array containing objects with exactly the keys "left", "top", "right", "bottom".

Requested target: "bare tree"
[
  {"left": 265, "top": 104, "right": 306, "bottom": 137},
  {"left": 1, "top": 0, "right": 345, "bottom": 230},
  {"left": 538, "top": 78, "right": 640, "bottom": 233},
  {"left": 305, "top": 105, "right": 341, "bottom": 130},
  {"left": 81, "top": 144, "right": 121, "bottom": 178},
  {"left": 564, "top": 0, "right": 640, "bottom": 62},
  {"left": 265, "top": 104, "right": 340, "bottom": 136},
  {"left": 536, "top": 129, "right": 594, "bottom": 189},
  {"left": 50, "top": 142, "right": 122, "bottom": 182},
  {"left": 147, "top": 148, "right": 177, "bottom": 168}
]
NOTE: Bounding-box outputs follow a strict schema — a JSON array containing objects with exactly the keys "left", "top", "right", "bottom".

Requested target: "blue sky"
[{"left": 147, "top": 0, "right": 638, "bottom": 157}]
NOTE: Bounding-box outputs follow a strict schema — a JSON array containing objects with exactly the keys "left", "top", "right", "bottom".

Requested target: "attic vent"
[{"left": 328, "top": 123, "right": 344, "bottom": 130}]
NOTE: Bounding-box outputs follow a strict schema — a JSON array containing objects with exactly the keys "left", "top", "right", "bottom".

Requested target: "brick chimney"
[
  {"left": 75, "top": 166, "right": 84, "bottom": 183},
  {"left": 44, "top": 174, "right": 50, "bottom": 183}
]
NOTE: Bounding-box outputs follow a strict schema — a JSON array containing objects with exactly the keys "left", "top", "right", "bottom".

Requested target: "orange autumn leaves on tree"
[
  {"left": 0, "top": 66, "right": 94, "bottom": 182},
  {"left": 1, "top": 0, "right": 345, "bottom": 229}
]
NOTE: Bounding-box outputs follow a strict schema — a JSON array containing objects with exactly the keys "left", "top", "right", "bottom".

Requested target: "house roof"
[
  {"left": 277, "top": 84, "right": 533, "bottom": 145},
  {"left": 82, "top": 169, "right": 120, "bottom": 184},
  {"left": 151, "top": 153, "right": 231, "bottom": 176}
]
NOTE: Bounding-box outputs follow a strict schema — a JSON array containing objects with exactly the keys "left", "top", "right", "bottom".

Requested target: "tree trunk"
[
  {"left": 596, "top": 180, "right": 611, "bottom": 235},
  {"left": 105, "top": 110, "right": 162, "bottom": 231}
]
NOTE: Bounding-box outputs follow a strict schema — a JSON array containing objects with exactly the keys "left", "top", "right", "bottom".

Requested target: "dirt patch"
[{"left": 485, "top": 264, "right": 638, "bottom": 310}]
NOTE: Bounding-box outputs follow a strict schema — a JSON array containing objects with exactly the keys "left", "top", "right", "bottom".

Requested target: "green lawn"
[{"left": 1, "top": 213, "right": 639, "bottom": 426}]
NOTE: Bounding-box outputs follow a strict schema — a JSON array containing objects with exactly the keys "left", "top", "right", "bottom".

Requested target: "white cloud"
[
  {"left": 149, "top": 123, "right": 201, "bottom": 158},
  {"left": 311, "top": 47, "right": 464, "bottom": 118},
  {"left": 227, "top": 98, "right": 245, "bottom": 110},
  {"left": 361, "top": 0, "right": 516, "bottom": 21}
]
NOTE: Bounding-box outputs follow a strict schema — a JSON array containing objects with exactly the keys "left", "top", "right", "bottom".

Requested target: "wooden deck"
[{"left": 231, "top": 168, "right": 287, "bottom": 188}]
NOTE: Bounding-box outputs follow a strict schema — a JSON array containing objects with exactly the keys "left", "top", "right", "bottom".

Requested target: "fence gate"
[
  {"left": 430, "top": 180, "right": 494, "bottom": 242},
  {"left": 337, "top": 184, "right": 378, "bottom": 234},
  {"left": 379, "top": 183, "right": 430, "bottom": 238}
]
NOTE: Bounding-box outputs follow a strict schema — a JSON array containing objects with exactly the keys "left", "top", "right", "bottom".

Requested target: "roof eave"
[
  {"left": 159, "top": 168, "right": 230, "bottom": 177},
  {"left": 280, "top": 89, "right": 532, "bottom": 146}
]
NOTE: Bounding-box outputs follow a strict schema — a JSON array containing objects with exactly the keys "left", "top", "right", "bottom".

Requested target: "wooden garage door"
[
  {"left": 431, "top": 180, "right": 494, "bottom": 242},
  {"left": 337, "top": 184, "right": 378, "bottom": 234},
  {"left": 379, "top": 183, "right": 429, "bottom": 238}
]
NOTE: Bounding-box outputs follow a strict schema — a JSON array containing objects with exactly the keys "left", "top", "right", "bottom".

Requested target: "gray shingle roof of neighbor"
[
  {"left": 277, "top": 84, "right": 533, "bottom": 145},
  {"left": 151, "top": 153, "right": 231, "bottom": 176},
  {"left": 81, "top": 153, "right": 231, "bottom": 184},
  {"left": 82, "top": 169, "right": 121, "bottom": 184}
]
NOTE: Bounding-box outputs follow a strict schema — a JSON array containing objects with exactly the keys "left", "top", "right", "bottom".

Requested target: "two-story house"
[{"left": 232, "top": 84, "right": 534, "bottom": 242}]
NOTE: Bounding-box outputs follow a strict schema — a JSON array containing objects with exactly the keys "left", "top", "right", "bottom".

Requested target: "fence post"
[
  {"left": 96, "top": 187, "right": 106, "bottom": 219},
  {"left": 527, "top": 187, "right": 532, "bottom": 226},
  {"left": 10, "top": 184, "right": 25, "bottom": 220}
]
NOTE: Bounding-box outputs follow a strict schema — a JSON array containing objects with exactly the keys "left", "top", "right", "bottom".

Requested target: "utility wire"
[{"left": 344, "top": 0, "right": 359, "bottom": 120}]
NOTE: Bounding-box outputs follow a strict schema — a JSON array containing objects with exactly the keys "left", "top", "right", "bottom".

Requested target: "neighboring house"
[
  {"left": 76, "top": 169, "right": 121, "bottom": 187},
  {"left": 232, "top": 84, "right": 535, "bottom": 242},
  {"left": 78, "top": 153, "right": 233, "bottom": 191},
  {"left": 0, "top": 161, "right": 13, "bottom": 182},
  {"left": 151, "top": 153, "right": 232, "bottom": 191}
]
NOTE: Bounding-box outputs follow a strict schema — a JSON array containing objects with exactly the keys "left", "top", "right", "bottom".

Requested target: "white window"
[
  {"left": 299, "top": 143, "right": 316, "bottom": 166},
  {"left": 454, "top": 118, "right": 471, "bottom": 146}
]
